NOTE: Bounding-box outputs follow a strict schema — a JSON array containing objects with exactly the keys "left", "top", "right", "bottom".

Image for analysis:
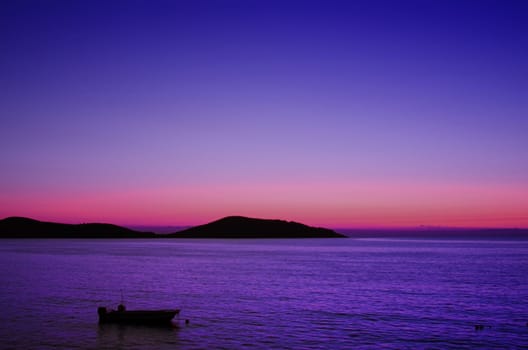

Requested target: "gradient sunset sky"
[{"left": 1, "top": 0, "right": 527, "bottom": 228}]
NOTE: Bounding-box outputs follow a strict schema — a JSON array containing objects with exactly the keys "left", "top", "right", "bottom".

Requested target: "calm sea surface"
[{"left": 0, "top": 238, "right": 527, "bottom": 349}]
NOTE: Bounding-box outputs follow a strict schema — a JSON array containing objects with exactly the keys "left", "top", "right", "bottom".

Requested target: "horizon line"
[{"left": 3, "top": 215, "right": 528, "bottom": 231}]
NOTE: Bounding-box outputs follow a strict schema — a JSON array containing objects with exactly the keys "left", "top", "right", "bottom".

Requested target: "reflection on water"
[
  {"left": 96, "top": 323, "right": 180, "bottom": 350},
  {"left": 1, "top": 239, "right": 527, "bottom": 349}
]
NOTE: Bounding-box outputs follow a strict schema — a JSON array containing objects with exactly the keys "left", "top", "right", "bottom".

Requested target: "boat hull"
[{"left": 98, "top": 308, "right": 180, "bottom": 325}]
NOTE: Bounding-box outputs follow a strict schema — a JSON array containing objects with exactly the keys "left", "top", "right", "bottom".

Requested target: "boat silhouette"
[{"left": 98, "top": 304, "right": 180, "bottom": 325}]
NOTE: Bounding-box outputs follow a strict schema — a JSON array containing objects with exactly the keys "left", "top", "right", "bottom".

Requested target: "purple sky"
[{"left": 1, "top": 0, "right": 527, "bottom": 228}]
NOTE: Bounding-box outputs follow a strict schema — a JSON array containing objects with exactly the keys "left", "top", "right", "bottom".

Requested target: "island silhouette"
[
  {"left": 2, "top": 216, "right": 527, "bottom": 239},
  {"left": 0, "top": 216, "right": 345, "bottom": 239},
  {"left": 166, "top": 216, "right": 345, "bottom": 238},
  {"left": 0, "top": 217, "right": 157, "bottom": 238}
]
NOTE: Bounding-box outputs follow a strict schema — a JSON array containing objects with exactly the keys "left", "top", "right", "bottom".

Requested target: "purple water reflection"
[{"left": 0, "top": 239, "right": 527, "bottom": 349}]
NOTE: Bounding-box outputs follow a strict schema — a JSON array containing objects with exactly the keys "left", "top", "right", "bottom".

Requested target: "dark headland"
[
  {"left": 166, "top": 216, "right": 346, "bottom": 238},
  {"left": 0, "top": 217, "right": 156, "bottom": 238},
  {"left": 0, "top": 216, "right": 345, "bottom": 239},
  {"left": 2, "top": 216, "right": 527, "bottom": 239}
]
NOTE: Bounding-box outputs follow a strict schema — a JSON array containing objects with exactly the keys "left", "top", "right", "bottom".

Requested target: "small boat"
[{"left": 98, "top": 304, "right": 180, "bottom": 325}]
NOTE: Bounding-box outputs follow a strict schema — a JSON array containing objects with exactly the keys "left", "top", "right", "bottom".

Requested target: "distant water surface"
[{"left": 0, "top": 238, "right": 527, "bottom": 349}]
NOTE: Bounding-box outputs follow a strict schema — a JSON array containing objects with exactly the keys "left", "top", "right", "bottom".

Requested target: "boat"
[{"left": 97, "top": 304, "right": 180, "bottom": 325}]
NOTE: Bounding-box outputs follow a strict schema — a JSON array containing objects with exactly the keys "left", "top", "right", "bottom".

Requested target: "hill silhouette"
[
  {"left": 0, "top": 216, "right": 343, "bottom": 239},
  {"left": 0, "top": 217, "right": 156, "bottom": 238},
  {"left": 168, "top": 216, "right": 346, "bottom": 238},
  {"left": 2, "top": 216, "right": 526, "bottom": 239}
]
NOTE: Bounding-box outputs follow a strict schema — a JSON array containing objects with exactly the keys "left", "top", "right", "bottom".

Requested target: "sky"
[{"left": 1, "top": 0, "right": 527, "bottom": 228}]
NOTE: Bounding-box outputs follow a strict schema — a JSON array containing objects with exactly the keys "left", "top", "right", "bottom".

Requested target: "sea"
[{"left": 0, "top": 238, "right": 527, "bottom": 349}]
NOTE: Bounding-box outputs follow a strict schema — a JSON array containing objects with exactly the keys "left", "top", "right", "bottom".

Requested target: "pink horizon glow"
[{"left": 2, "top": 180, "right": 527, "bottom": 229}]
